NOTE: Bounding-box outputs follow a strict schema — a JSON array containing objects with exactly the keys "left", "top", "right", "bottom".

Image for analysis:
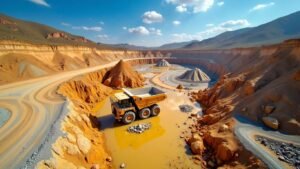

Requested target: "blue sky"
[{"left": 1, "top": 0, "right": 300, "bottom": 46}]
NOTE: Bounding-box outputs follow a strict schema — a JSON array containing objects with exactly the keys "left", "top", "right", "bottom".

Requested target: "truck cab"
[
  {"left": 111, "top": 92, "right": 136, "bottom": 121},
  {"left": 110, "top": 87, "right": 166, "bottom": 124}
]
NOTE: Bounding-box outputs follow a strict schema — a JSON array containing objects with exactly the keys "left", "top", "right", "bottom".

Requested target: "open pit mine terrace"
[{"left": 0, "top": 40, "right": 300, "bottom": 169}]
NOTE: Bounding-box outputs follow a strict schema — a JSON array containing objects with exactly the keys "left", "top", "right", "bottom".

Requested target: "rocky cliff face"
[
  {"left": 189, "top": 40, "right": 300, "bottom": 134},
  {"left": 185, "top": 40, "right": 300, "bottom": 168},
  {"left": 0, "top": 40, "right": 148, "bottom": 85}
]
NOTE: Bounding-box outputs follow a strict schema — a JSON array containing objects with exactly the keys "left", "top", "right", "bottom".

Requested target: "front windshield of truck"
[{"left": 118, "top": 99, "right": 131, "bottom": 108}]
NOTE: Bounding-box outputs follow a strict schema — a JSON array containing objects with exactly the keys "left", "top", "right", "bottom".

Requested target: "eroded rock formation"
[
  {"left": 188, "top": 39, "right": 300, "bottom": 168},
  {"left": 102, "top": 60, "right": 144, "bottom": 88},
  {"left": 0, "top": 41, "right": 146, "bottom": 84},
  {"left": 58, "top": 69, "right": 112, "bottom": 113}
]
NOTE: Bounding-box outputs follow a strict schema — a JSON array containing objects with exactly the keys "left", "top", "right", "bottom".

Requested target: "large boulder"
[
  {"left": 201, "top": 113, "right": 223, "bottom": 125},
  {"left": 76, "top": 134, "right": 91, "bottom": 154},
  {"left": 216, "top": 143, "right": 234, "bottom": 162},
  {"left": 188, "top": 133, "right": 202, "bottom": 144},
  {"left": 191, "top": 141, "right": 205, "bottom": 155},
  {"left": 203, "top": 132, "right": 236, "bottom": 162},
  {"left": 218, "top": 124, "right": 229, "bottom": 132},
  {"left": 262, "top": 116, "right": 279, "bottom": 130},
  {"left": 188, "top": 134, "right": 205, "bottom": 155},
  {"left": 63, "top": 141, "right": 80, "bottom": 155}
]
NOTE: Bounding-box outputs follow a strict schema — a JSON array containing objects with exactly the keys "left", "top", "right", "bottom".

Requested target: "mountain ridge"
[
  {"left": 0, "top": 13, "right": 115, "bottom": 49},
  {"left": 182, "top": 11, "right": 300, "bottom": 49}
]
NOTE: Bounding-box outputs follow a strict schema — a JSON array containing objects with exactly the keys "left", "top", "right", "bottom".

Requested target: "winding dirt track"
[{"left": 0, "top": 57, "right": 157, "bottom": 169}]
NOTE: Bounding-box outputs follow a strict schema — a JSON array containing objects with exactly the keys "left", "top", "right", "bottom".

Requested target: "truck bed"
[
  {"left": 123, "top": 87, "right": 165, "bottom": 97},
  {"left": 123, "top": 87, "right": 166, "bottom": 109}
]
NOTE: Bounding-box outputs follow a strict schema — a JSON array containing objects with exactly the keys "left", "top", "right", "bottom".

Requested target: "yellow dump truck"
[{"left": 110, "top": 87, "right": 167, "bottom": 124}]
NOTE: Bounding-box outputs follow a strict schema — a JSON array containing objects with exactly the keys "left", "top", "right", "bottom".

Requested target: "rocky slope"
[
  {"left": 102, "top": 59, "right": 145, "bottom": 88},
  {"left": 0, "top": 14, "right": 111, "bottom": 48},
  {"left": 37, "top": 59, "right": 150, "bottom": 169},
  {"left": 185, "top": 39, "right": 300, "bottom": 168},
  {"left": 58, "top": 70, "right": 112, "bottom": 113},
  {"left": 0, "top": 40, "right": 148, "bottom": 85}
]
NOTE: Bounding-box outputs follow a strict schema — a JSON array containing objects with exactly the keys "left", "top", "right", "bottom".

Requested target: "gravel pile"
[
  {"left": 127, "top": 123, "right": 151, "bottom": 134},
  {"left": 255, "top": 135, "right": 300, "bottom": 168},
  {"left": 179, "top": 105, "right": 194, "bottom": 112}
]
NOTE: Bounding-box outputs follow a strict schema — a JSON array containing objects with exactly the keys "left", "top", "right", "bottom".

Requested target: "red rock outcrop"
[
  {"left": 58, "top": 71, "right": 113, "bottom": 113},
  {"left": 46, "top": 32, "right": 68, "bottom": 39},
  {"left": 203, "top": 130, "right": 237, "bottom": 162},
  {"left": 0, "top": 18, "right": 16, "bottom": 25},
  {"left": 187, "top": 39, "right": 300, "bottom": 168}
]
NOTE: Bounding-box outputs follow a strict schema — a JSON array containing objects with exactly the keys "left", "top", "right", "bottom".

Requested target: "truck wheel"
[
  {"left": 151, "top": 104, "right": 160, "bottom": 116},
  {"left": 122, "top": 111, "right": 136, "bottom": 124},
  {"left": 139, "top": 108, "right": 151, "bottom": 119}
]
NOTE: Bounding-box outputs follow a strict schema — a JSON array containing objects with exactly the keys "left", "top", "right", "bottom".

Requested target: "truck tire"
[
  {"left": 139, "top": 108, "right": 151, "bottom": 119},
  {"left": 122, "top": 111, "right": 136, "bottom": 124},
  {"left": 151, "top": 104, "right": 160, "bottom": 116}
]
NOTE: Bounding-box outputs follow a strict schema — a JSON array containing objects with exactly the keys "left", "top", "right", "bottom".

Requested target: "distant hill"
[
  {"left": 110, "top": 40, "right": 199, "bottom": 50},
  {"left": 158, "top": 40, "right": 199, "bottom": 50},
  {"left": 108, "top": 43, "right": 152, "bottom": 50},
  {"left": 0, "top": 14, "right": 113, "bottom": 49},
  {"left": 183, "top": 11, "right": 300, "bottom": 49}
]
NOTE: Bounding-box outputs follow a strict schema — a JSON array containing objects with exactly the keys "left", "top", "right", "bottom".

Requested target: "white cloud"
[
  {"left": 173, "top": 20, "right": 181, "bottom": 26},
  {"left": 142, "top": 11, "right": 163, "bottom": 24},
  {"left": 217, "top": 1, "right": 224, "bottom": 6},
  {"left": 128, "top": 26, "right": 150, "bottom": 35},
  {"left": 29, "top": 0, "right": 50, "bottom": 7},
  {"left": 61, "top": 22, "right": 71, "bottom": 27},
  {"left": 176, "top": 4, "right": 187, "bottom": 13},
  {"left": 193, "top": 0, "right": 214, "bottom": 13},
  {"left": 167, "top": 0, "right": 214, "bottom": 13},
  {"left": 171, "top": 19, "right": 250, "bottom": 42},
  {"left": 72, "top": 26, "right": 102, "bottom": 32},
  {"left": 128, "top": 26, "right": 162, "bottom": 36},
  {"left": 96, "top": 34, "right": 109, "bottom": 39},
  {"left": 172, "top": 33, "right": 200, "bottom": 41},
  {"left": 219, "top": 19, "right": 250, "bottom": 27},
  {"left": 149, "top": 27, "right": 163, "bottom": 36},
  {"left": 62, "top": 22, "right": 103, "bottom": 32},
  {"left": 206, "top": 23, "right": 214, "bottom": 27},
  {"left": 250, "top": 2, "right": 275, "bottom": 12},
  {"left": 122, "top": 26, "right": 127, "bottom": 30}
]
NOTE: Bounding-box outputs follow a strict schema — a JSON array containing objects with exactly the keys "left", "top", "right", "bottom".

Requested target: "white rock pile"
[{"left": 127, "top": 123, "right": 151, "bottom": 134}]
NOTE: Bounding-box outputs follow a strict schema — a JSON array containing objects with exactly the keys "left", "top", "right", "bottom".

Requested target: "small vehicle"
[{"left": 110, "top": 87, "right": 167, "bottom": 124}]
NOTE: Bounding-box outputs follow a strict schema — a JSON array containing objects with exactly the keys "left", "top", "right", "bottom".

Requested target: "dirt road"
[{"left": 234, "top": 115, "right": 300, "bottom": 169}]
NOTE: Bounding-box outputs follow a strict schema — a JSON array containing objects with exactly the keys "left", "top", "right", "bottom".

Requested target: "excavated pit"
[{"left": 95, "top": 63, "right": 211, "bottom": 169}]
